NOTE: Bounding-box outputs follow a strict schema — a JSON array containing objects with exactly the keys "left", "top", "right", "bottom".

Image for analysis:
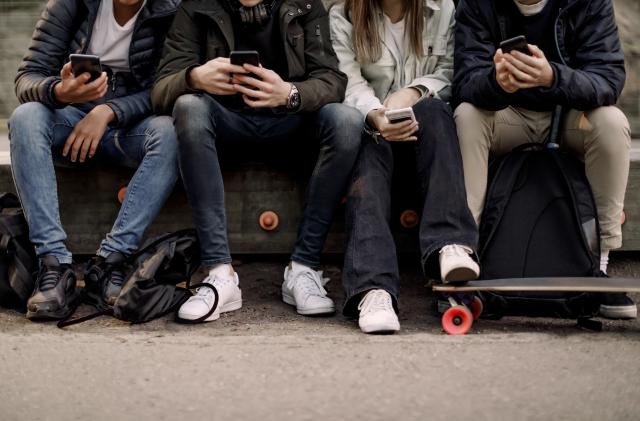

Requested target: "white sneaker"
[
  {"left": 177, "top": 273, "right": 242, "bottom": 322},
  {"left": 439, "top": 244, "right": 480, "bottom": 284},
  {"left": 358, "top": 289, "right": 400, "bottom": 334},
  {"left": 282, "top": 264, "right": 335, "bottom": 315}
]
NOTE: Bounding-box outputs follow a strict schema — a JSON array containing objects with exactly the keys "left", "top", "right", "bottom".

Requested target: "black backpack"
[
  {"left": 59, "top": 229, "right": 212, "bottom": 327},
  {"left": 478, "top": 108, "right": 602, "bottom": 319},
  {"left": 0, "top": 193, "right": 37, "bottom": 312}
]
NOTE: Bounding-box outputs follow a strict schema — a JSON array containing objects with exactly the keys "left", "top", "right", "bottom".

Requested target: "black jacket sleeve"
[
  {"left": 453, "top": 0, "right": 512, "bottom": 110},
  {"left": 545, "top": 0, "right": 626, "bottom": 110},
  {"left": 105, "top": 89, "right": 152, "bottom": 128},
  {"left": 14, "top": 0, "right": 77, "bottom": 108}
]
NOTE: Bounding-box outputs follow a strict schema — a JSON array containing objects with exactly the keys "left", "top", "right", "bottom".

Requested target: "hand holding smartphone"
[
  {"left": 385, "top": 107, "right": 416, "bottom": 124},
  {"left": 69, "top": 54, "right": 103, "bottom": 82},
  {"left": 499, "top": 35, "right": 531, "bottom": 56}
]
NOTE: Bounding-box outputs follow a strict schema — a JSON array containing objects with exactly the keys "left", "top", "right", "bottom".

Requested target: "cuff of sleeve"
[
  {"left": 47, "top": 78, "right": 67, "bottom": 109},
  {"left": 104, "top": 102, "right": 123, "bottom": 127},
  {"left": 539, "top": 63, "right": 561, "bottom": 94}
]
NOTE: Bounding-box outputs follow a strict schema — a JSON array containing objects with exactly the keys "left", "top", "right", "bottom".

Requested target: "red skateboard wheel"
[
  {"left": 400, "top": 210, "right": 419, "bottom": 229},
  {"left": 442, "top": 306, "right": 473, "bottom": 335},
  {"left": 470, "top": 297, "right": 483, "bottom": 320},
  {"left": 259, "top": 211, "right": 279, "bottom": 231},
  {"left": 117, "top": 186, "right": 127, "bottom": 204}
]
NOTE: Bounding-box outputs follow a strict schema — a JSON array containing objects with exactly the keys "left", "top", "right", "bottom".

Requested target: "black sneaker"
[
  {"left": 84, "top": 252, "right": 128, "bottom": 308},
  {"left": 599, "top": 293, "right": 638, "bottom": 320},
  {"left": 26, "top": 255, "right": 79, "bottom": 321}
]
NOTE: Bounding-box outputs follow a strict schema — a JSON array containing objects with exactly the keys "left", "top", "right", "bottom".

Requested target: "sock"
[
  {"left": 209, "top": 263, "right": 235, "bottom": 281},
  {"left": 600, "top": 250, "right": 610, "bottom": 274},
  {"left": 291, "top": 261, "right": 313, "bottom": 273}
]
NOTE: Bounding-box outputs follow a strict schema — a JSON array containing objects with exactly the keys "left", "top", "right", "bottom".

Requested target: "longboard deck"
[{"left": 433, "top": 277, "right": 640, "bottom": 293}]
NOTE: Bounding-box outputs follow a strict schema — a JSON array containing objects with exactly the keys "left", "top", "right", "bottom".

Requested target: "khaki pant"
[{"left": 455, "top": 103, "right": 631, "bottom": 251}]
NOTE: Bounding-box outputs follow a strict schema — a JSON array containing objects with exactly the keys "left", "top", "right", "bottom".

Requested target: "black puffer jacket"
[
  {"left": 453, "top": 0, "right": 626, "bottom": 111},
  {"left": 15, "top": 0, "right": 179, "bottom": 127}
]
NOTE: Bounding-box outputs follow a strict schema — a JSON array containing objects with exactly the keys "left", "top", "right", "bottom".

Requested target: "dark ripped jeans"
[
  {"left": 342, "top": 98, "right": 478, "bottom": 316},
  {"left": 173, "top": 94, "right": 363, "bottom": 268}
]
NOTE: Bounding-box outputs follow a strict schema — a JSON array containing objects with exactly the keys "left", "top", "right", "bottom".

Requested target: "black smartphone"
[
  {"left": 230, "top": 50, "right": 260, "bottom": 68},
  {"left": 69, "top": 54, "right": 102, "bottom": 82},
  {"left": 499, "top": 35, "right": 531, "bottom": 56}
]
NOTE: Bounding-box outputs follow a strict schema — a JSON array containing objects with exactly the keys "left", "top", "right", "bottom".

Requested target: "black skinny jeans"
[
  {"left": 172, "top": 93, "right": 363, "bottom": 268},
  {"left": 342, "top": 98, "right": 478, "bottom": 316}
]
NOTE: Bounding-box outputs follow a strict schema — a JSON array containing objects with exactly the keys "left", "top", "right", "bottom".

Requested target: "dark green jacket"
[{"left": 151, "top": 0, "right": 347, "bottom": 114}]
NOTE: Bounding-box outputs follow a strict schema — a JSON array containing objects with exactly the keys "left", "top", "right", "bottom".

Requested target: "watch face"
[{"left": 291, "top": 92, "right": 301, "bottom": 108}]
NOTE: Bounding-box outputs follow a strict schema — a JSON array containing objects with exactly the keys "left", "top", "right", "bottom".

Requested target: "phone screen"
[
  {"left": 500, "top": 36, "right": 531, "bottom": 56},
  {"left": 69, "top": 54, "right": 102, "bottom": 82}
]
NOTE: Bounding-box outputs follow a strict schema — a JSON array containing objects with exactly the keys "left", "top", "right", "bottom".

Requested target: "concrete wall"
[{"left": 0, "top": 0, "right": 638, "bottom": 132}]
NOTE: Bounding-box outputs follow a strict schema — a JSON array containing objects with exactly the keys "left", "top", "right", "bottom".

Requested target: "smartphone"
[
  {"left": 499, "top": 35, "right": 531, "bottom": 56},
  {"left": 69, "top": 54, "right": 102, "bottom": 82},
  {"left": 230, "top": 50, "right": 260, "bottom": 67},
  {"left": 385, "top": 107, "right": 416, "bottom": 124}
]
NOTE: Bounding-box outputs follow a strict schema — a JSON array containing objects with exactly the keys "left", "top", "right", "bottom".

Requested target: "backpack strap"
[
  {"left": 57, "top": 308, "right": 114, "bottom": 329},
  {"left": 174, "top": 282, "right": 219, "bottom": 324},
  {"left": 129, "top": 228, "right": 198, "bottom": 262}
]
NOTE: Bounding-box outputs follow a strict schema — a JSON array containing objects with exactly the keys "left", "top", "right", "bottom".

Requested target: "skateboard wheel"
[
  {"left": 259, "top": 211, "right": 279, "bottom": 231},
  {"left": 470, "top": 297, "right": 483, "bottom": 321},
  {"left": 621, "top": 211, "right": 626, "bottom": 225},
  {"left": 400, "top": 210, "right": 419, "bottom": 229},
  {"left": 442, "top": 306, "right": 473, "bottom": 335},
  {"left": 117, "top": 186, "right": 127, "bottom": 204}
]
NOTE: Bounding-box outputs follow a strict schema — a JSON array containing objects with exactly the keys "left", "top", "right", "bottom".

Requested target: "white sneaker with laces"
[
  {"left": 358, "top": 289, "right": 400, "bottom": 334},
  {"left": 439, "top": 244, "right": 480, "bottom": 284},
  {"left": 177, "top": 273, "right": 242, "bottom": 322},
  {"left": 282, "top": 263, "right": 335, "bottom": 315}
]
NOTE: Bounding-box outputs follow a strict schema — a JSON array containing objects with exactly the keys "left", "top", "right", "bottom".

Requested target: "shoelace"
[
  {"left": 290, "top": 269, "right": 328, "bottom": 297},
  {"left": 39, "top": 269, "right": 61, "bottom": 291},
  {"left": 440, "top": 244, "right": 473, "bottom": 258},
  {"left": 193, "top": 276, "right": 233, "bottom": 305},
  {"left": 358, "top": 290, "right": 393, "bottom": 315}
]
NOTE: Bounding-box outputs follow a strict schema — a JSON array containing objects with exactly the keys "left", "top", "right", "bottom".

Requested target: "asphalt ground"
[{"left": 1, "top": 254, "right": 640, "bottom": 421}]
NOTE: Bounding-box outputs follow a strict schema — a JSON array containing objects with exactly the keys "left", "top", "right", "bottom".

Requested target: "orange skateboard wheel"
[
  {"left": 442, "top": 306, "right": 473, "bottom": 335},
  {"left": 259, "top": 211, "right": 279, "bottom": 231},
  {"left": 117, "top": 186, "right": 127, "bottom": 204},
  {"left": 400, "top": 210, "right": 419, "bottom": 229}
]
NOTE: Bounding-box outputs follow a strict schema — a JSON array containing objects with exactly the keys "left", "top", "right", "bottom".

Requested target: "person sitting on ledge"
[
  {"left": 9, "top": 0, "right": 180, "bottom": 321},
  {"left": 151, "top": 0, "right": 363, "bottom": 322},
  {"left": 453, "top": 0, "right": 635, "bottom": 319}
]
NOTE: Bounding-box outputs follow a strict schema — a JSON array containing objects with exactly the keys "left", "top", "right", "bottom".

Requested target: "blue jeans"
[
  {"left": 8, "top": 102, "right": 179, "bottom": 264},
  {"left": 342, "top": 98, "right": 478, "bottom": 316},
  {"left": 172, "top": 94, "right": 363, "bottom": 268}
]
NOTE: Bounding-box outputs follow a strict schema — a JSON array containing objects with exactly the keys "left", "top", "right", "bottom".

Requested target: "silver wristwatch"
[{"left": 286, "top": 84, "right": 301, "bottom": 110}]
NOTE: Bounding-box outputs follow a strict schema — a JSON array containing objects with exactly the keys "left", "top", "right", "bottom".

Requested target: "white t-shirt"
[
  {"left": 514, "top": 0, "right": 549, "bottom": 16},
  {"left": 383, "top": 14, "right": 406, "bottom": 66},
  {"left": 87, "top": 0, "right": 147, "bottom": 73}
]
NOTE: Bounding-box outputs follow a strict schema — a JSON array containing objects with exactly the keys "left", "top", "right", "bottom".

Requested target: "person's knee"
[
  {"left": 172, "top": 94, "right": 210, "bottom": 125},
  {"left": 145, "top": 116, "right": 179, "bottom": 156},
  {"left": 8, "top": 102, "right": 52, "bottom": 149},
  {"left": 413, "top": 97, "right": 451, "bottom": 125},
  {"left": 585, "top": 107, "right": 631, "bottom": 156},
  {"left": 318, "top": 103, "right": 363, "bottom": 157},
  {"left": 453, "top": 102, "right": 492, "bottom": 148}
]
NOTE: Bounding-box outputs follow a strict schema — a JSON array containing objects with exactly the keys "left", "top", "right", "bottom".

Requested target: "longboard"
[
  {"left": 433, "top": 277, "right": 640, "bottom": 293},
  {"left": 432, "top": 277, "right": 640, "bottom": 335}
]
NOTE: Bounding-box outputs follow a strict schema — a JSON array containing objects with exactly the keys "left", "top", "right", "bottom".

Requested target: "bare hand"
[
  {"left": 494, "top": 49, "right": 520, "bottom": 94},
  {"left": 367, "top": 108, "right": 419, "bottom": 142},
  {"left": 233, "top": 64, "right": 291, "bottom": 108},
  {"left": 188, "top": 57, "right": 247, "bottom": 95},
  {"left": 63, "top": 104, "right": 115, "bottom": 162},
  {"left": 54, "top": 62, "right": 108, "bottom": 104},
  {"left": 383, "top": 88, "right": 421, "bottom": 110},
  {"left": 502, "top": 44, "right": 554, "bottom": 89}
]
